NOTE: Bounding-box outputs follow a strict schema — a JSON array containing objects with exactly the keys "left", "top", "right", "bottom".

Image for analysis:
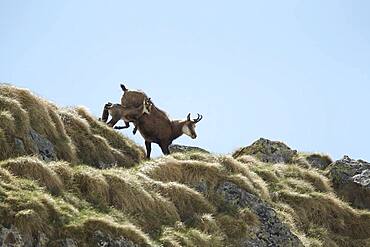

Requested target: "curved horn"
[
  {"left": 187, "top": 113, "right": 191, "bottom": 121},
  {"left": 193, "top": 114, "right": 203, "bottom": 123},
  {"left": 120, "top": 84, "right": 128, "bottom": 92}
]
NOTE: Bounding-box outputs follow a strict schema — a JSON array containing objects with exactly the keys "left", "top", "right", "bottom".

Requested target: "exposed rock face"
[
  {"left": 14, "top": 138, "right": 26, "bottom": 155},
  {"left": 233, "top": 138, "right": 297, "bottom": 164},
  {"left": 328, "top": 156, "right": 370, "bottom": 210},
  {"left": 216, "top": 182, "right": 303, "bottom": 247},
  {"left": 169, "top": 144, "right": 210, "bottom": 154},
  {"left": 0, "top": 226, "right": 23, "bottom": 247},
  {"left": 48, "top": 238, "right": 78, "bottom": 247},
  {"left": 29, "top": 128, "right": 57, "bottom": 161},
  {"left": 0, "top": 225, "right": 48, "bottom": 247},
  {"left": 305, "top": 153, "right": 332, "bottom": 169},
  {"left": 92, "top": 230, "right": 140, "bottom": 247}
]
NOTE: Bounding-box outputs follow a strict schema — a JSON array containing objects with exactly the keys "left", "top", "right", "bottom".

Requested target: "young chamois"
[
  {"left": 100, "top": 84, "right": 152, "bottom": 133},
  {"left": 134, "top": 102, "right": 203, "bottom": 159},
  {"left": 101, "top": 98, "right": 152, "bottom": 134}
]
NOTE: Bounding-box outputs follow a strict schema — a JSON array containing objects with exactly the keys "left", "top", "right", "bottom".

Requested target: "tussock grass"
[
  {"left": 160, "top": 223, "right": 223, "bottom": 247},
  {"left": 170, "top": 152, "right": 218, "bottom": 163},
  {"left": 141, "top": 157, "right": 223, "bottom": 188},
  {"left": 0, "top": 85, "right": 76, "bottom": 161},
  {"left": 102, "top": 171, "right": 180, "bottom": 232},
  {"left": 219, "top": 156, "right": 270, "bottom": 200},
  {"left": 189, "top": 214, "right": 223, "bottom": 236},
  {"left": 64, "top": 216, "right": 152, "bottom": 246},
  {"left": 73, "top": 166, "right": 110, "bottom": 207},
  {"left": 150, "top": 180, "right": 216, "bottom": 221},
  {"left": 216, "top": 208, "right": 260, "bottom": 240},
  {"left": 277, "top": 191, "right": 370, "bottom": 239},
  {"left": 0, "top": 167, "right": 12, "bottom": 182},
  {"left": 76, "top": 107, "right": 145, "bottom": 164},
  {"left": 0, "top": 84, "right": 143, "bottom": 167},
  {"left": 0, "top": 156, "right": 63, "bottom": 195},
  {"left": 59, "top": 108, "right": 137, "bottom": 168}
]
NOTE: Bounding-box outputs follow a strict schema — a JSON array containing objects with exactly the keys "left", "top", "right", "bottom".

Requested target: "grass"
[
  {"left": 1, "top": 84, "right": 370, "bottom": 246},
  {"left": 0, "top": 84, "right": 143, "bottom": 167}
]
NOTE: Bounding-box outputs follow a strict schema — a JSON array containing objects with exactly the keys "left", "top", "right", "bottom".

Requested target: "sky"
[{"left": 1, "top": 0, "right": 370, "bottom": 160}]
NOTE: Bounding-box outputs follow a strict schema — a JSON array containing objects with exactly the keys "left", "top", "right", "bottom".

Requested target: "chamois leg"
[
  {"left": 114, "top": 121, "right": 130, "bottom": 130},
  {"left": 133, "top": 125, "right": 138, "bottom": 135},
  {"left": 100, "top": 104, "right": 110, "bottom": 122},
  {"left": 107, "top": 117, "right": 120, "bottom": 128},
  {"left": 132, "top": 120, "right": 138, "bottom": 135},
  {"left": 160, "top": 144, "right": 170, "bottom": 155},
  {"left": 145, "top": 141, "right": 152, "bottom": 159}
]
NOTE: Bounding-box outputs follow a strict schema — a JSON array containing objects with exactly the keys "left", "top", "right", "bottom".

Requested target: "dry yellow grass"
[
  {"left": 0, "top": 156, "right": 63, "bottom": 195},
  {"left": 64, "top": 217, "right": 153, "bottom": 247},
  {"left": 0, "top": 84, "right": 143, "bottom": 167},
  {"left": 160, "top": 222, "right": 223, "bottom": 247},
  {"left": 2, "top": 84, "right": 370, "bottom": 246},
  {"left": 150, "top": 180, "right": 216, "bottom": 221}
]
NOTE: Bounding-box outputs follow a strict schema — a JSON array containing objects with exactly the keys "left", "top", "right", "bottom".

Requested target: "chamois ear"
[
  {"left": 120, "top": 84, "right": 128, "bottom": 92},
  {"left": 187, "top": 113, "right": 191, "bottom": 121}
]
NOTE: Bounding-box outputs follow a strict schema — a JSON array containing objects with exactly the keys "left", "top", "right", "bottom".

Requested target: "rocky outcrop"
[
  {"left": 29, "top": 128, "right": 57, "bottom": 161},
  {"left": 0, "top": 225, "right": 48, "bottom": 247},
  {"left": 328, "top": 156, "right": 370, "bottom": 210},
  {"left": 233, "top": 138, "right": 297, "bottom": 164},
  {"left": 169, "top": 144, "right": 210, "bottom": 154},
  {"left": 216, "top": 181, "right": 303, "bottom": 247}
]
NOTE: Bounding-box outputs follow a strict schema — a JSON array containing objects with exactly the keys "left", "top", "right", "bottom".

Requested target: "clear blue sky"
[{"left": 1, "top": 1, "right": 370, "bottom": 160}]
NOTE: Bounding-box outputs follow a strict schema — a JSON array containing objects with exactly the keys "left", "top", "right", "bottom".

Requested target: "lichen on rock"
[{"left": 328, "top": 155, "right": 370, "bottom": 210}]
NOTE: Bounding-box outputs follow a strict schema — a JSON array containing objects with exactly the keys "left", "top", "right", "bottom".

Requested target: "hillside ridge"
[{"left": 0, "top": 85, "right": 369, "bottom": 247}]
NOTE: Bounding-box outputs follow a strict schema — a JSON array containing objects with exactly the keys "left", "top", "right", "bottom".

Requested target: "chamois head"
[{"left": 182, "top": 113, "right": 203, "bottom": 139}]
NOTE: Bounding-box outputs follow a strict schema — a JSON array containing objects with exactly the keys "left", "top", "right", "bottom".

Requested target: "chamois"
[
  {"left": 134, "top": 102, "right": 203, "bottom": 159},
  {"left": 120, "top": 84, "right": 148, "bottom": 109},
  {"left": 100, "top": 98, "right": 152, "bottom": 134}
]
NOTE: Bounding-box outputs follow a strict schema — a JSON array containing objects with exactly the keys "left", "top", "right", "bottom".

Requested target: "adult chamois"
[{"left": 135, "top": 102, "right": 203, "bottom": 159}]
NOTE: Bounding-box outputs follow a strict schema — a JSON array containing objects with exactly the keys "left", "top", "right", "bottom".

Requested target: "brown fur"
[
  {"left": 136, "top": 104, "right": 202, "bottom": 159},
  {"left": 120, "top": 84, "right": 149, "bottom": 109},
  {"left": 100, "top": 98, "right": 152, "bottom": 134}
]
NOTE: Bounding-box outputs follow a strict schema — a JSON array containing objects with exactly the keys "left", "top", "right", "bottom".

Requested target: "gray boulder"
[
  {"left": 328, "top": 155, "right": 370, "bottom": 210},
  {"left": 233, "top": 138, "right": 297, "bottom": 164},
  {"left": 0, "top": 225, "right": 48, "bottom": 247},
  {"left": 29, "top": 128, "right": 57, "bottom": 161},
  {"left": 216, "top": 181, "right": 303, "bottom": 247}
]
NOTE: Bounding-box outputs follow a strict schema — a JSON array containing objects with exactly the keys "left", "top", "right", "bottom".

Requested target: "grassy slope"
[{"left": 0, "top": 84, "right": 369, "bottom": 247}]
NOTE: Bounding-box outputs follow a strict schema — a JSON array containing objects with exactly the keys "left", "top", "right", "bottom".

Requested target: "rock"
[
  {"left": 233, "top": 138, "right": 297, "bottom": 164},
  {"left": 14, "top": 138, "right": 25, "bottom": 154},
  {"left": 169, "top": 144, "right": 210, "bottom": 154},
  {"left": 29, "top": 128, "right": 57, "bottom": 161},
  {"left": 0, "top": 226, "right": 23, "bottom": 247},
  {"left": 304, "top": 153, "right": 332, "bottom": 169},
  {"left": 0, "top": 225, "right": 48, "bottom": 247},
  {"left": 92, "top": 230, "right": 140, "bottom": 247},
  {"left": 48, "top": 238, "right": 78, "bottom": 247},
  {"left": 328, "top": 156, "right": 370, "bottom": 210},
  {"left": 216, "top": 181, "right": 303, "bottom": 247}
]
